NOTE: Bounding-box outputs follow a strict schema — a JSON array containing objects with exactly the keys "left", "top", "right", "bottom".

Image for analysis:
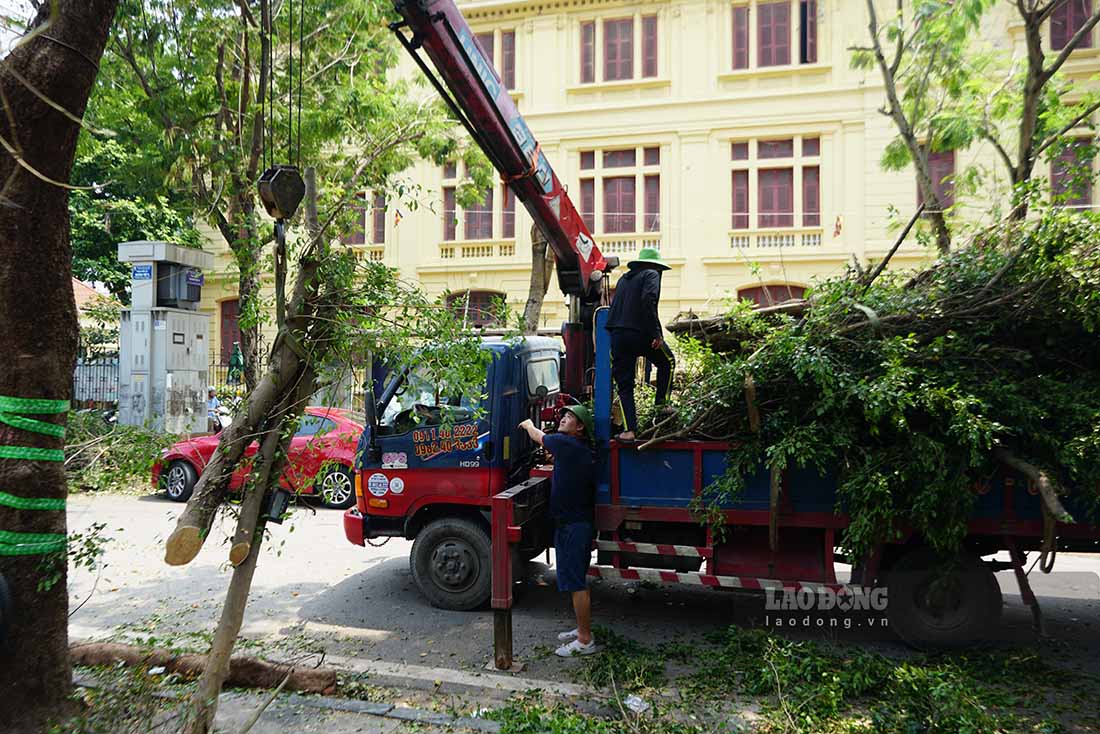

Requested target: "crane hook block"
[{"left": 257, "top": 165, "right": 305, "bottom": 221}]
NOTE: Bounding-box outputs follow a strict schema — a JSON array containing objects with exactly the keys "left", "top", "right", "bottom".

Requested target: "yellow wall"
[{"left": 198, "top": 0, "right": 1100, "bottom": 354}]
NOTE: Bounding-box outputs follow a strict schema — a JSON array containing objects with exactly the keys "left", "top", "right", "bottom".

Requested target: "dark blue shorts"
[{"left": 554, "top": 521, "right": 593, "bottom": 592}]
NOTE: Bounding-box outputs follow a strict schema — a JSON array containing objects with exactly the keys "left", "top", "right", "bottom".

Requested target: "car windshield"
[{"left": 379, "top": 366, "right": 481, "bottom": 432}]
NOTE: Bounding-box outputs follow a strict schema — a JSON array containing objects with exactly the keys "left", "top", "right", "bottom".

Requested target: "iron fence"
[{"left": 72, "top": 357, "right": 119, "bottom": 408}]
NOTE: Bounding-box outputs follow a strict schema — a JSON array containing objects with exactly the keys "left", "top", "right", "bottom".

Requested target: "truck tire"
[
  {"left": 886, "top": 548, "right": 1001, "bottom": 649},
  {"left": 410, "top": 518, "right": 492, "bottom": 611},
  {"left": 165, "top": 460, "right": 197, "bottom": 502}
]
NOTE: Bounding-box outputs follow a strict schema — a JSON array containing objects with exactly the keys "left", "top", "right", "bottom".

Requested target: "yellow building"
[{"left": 198, "top": 0, "right": 1100, "bottom": 362}]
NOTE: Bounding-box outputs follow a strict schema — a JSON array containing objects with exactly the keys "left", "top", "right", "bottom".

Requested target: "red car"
[{"left": 152, "top": 407, "right": 363, "bottom": 509}]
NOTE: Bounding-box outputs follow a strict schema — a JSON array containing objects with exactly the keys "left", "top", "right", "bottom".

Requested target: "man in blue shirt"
[{"left": 519, "top": 405, "right": 598, "bottom": 656}]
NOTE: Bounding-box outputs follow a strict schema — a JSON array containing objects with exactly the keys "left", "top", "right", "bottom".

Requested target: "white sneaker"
[
  {"left": 557, "top": 628, "right": 579, "bottom": 641},
  {"left": 555, "top": 638, "right": 598, "bottom": 657}
]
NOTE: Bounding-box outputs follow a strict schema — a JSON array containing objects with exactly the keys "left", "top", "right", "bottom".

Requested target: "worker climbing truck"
[{"left": 343, "top": 0, "right": 1100, "bottom": 657}]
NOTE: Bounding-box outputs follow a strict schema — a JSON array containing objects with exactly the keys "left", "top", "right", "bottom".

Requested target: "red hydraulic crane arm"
[{"left": 391, "top": 0, "right": 608, "bottom": 300}]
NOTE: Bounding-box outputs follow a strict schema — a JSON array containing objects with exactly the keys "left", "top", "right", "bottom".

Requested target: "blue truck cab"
[{"left": 343, "top": 336, "right": 561, "bottom": 609}]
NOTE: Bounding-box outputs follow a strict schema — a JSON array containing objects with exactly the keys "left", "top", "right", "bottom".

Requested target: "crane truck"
[{"left": 343, "top": 0, "right": 1100, "bottom": 664}]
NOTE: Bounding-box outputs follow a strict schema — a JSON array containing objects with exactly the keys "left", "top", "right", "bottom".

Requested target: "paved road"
[{"left": 66, "top": 494, "right": 1100, "bottom": 685}]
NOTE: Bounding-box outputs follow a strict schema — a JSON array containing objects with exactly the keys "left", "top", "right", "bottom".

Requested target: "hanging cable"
[
  {"left": 288, "top": 0, "right": 294, "bottom": 163},
  {"left": 297, "top": 0, "right": 305, "bottom": 168}
]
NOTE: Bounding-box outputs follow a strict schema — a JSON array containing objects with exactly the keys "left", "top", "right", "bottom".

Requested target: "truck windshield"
[{"left": 378, "top": 366, "right": 481, "bottom": 434}]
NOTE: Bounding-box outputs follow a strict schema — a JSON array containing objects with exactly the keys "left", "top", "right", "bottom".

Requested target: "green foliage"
[
  {"left": 65, "top": 412, "right": 178, "bottom": 494},
  {"left": 37, "top": 522, "right": 112, "bottom": 594},
  {"left": 677, "top": 212, "right": 1100, "bottom": 558},
  {"left": 488, "top": 691, "right": 707, "bottom": 734},
  {"left": 70, "top": 138, "right": 200, "bottom": 302},
  {"left": 50, "top": 666, "right": 186, "bottom": 734},
  {"left": 572, "top": 625, "right": 668, "bottom": 692}
]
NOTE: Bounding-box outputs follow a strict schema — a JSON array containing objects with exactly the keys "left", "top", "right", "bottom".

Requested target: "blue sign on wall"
[
  {"left": 131, "top": 265, "right": 152, "bottom": 281},
  {"left": 186, "top": 269, "right": 204, "bottom": 287}
]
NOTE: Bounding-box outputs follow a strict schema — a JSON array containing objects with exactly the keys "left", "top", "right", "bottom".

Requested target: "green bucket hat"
[
  {"left": 562, "top": 404, "right": 595, "bottom": 439},
  {"left": 627, "top": 247, "right": 670, "bottom": 271}
]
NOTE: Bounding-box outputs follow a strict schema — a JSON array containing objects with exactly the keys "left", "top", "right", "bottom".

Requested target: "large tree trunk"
[
  {"left": 0, "top": 2, "right": 118, "bottom": 731},
  {"left": 522, "top": 224, "right": 554, "bottom": 333}
]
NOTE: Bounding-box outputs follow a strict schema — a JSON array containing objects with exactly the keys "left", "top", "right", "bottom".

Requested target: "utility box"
[{"left": 117, "top": 241, "right": 214, "bottom": 433}]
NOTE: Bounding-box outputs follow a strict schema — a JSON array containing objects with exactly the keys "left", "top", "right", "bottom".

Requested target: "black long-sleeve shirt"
[{"left": 606, "top": 267, "right": 662, "bottom": 340}]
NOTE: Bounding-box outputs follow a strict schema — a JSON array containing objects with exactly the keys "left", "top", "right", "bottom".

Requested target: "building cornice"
[{"left": 459, "top": 0, "right": 669, "bottom": 21}]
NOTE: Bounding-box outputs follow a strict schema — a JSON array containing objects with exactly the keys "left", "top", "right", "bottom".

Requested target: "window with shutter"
[
  {"left": 603, "top": 149, "right": 636, "bottom": 168},
  {"left": 918, "top": 150, "right": 955, "bottom": 210},
  {"left": 1051, "top": 0, "right": 1093, "bottom": 50},
  {"left": 372, "top": 194, "right": 386, "bottom": 244},
  {"left": 448, "top": 290, "right": 504, "bottom": 327},
  {"left": 475, "top": 32, "right": 495, "bottom": 70},
  {"left": 803, "top": 166, "right": 819, "bottom": 226},
  {"left": 581, "top": 22, "right": 595, "bottom": 83},
  {"left": 758, "top": 1, "right": 790, "bottom": 67},
  {"left": 343, "top": 194, "right": 366, "bottom": 245},
  {"left": 220, "top": 299, "right": 241, "bottom": 363},
  {"left": 502, "top": 186, "right": 515, "bottom": 238},
  {"left": 603, "top": 177, "right": 636, "bottom": 233},
  {"left": 1051, "top": 138, "right": 1094, "bottom": 208},
  {"left": 732, "top": 170, "right": 749, "bottom": 229},
  {"left": 738, "top": 284, "right": 806, "bottom": 307},
  {"left": 800, "top": 0, "right": 817, "bottom": 63},
  {"left": 644, "top": 175, "right": 660, "bottom": 232},
  {"left": 502, "top": 31, "right": 516, "bottom": 89},
  {"left": 580, "top": 179, "right": 595, "bottom": 231},
  {"left": 443, "top": 187, "right": 456, "bottom": 241},
  {"left": 759, "top": 139, "right": 794, "bottom": 159},
  {"left": 733, "top": 5, "right": 749, "bottom": 69},
  {"left": 758, "top": 168, "right": 794, "bottom": 227},
  {"left": 643, "top": 16, "right": 658, "bottom": 77},
  {"left": 465, "top": 189, "right": 494, "bottom": 240},
  {"left": 604, "top": 18, "right": 634, "bottom": 81}
]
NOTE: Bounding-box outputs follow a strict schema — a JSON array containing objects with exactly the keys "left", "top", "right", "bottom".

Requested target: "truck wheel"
[
  {"left": 887, "top": 548, "right": 1000, "bottom": 649},
  {"left": 165, "top": 461, "right": 197, "bottom": 502},
  {"left": 410, "top": 518, "right": 492, "bottom": 611},
  {"left": 317, "top": 465, "right": 356, "bottom": 509}
]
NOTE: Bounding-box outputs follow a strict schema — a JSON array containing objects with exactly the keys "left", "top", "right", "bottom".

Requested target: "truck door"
[{"left": 365, "top": 362, "right": 495, "bottom": 508}]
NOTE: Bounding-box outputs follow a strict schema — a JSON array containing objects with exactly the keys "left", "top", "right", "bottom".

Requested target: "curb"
[
  {"left": 73, "top": 672, "right": 503, "bottom": 733},
  {"left": 70, "top": 626, "right": 595, "bottom": 701}
]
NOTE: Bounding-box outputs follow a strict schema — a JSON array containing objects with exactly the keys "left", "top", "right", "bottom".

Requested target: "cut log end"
[
  {"left": 229, "top": 542, "right": 251, "bottom": 567},
  {"left": 165, "top": 526, "right": 204, "bottom": 566}
]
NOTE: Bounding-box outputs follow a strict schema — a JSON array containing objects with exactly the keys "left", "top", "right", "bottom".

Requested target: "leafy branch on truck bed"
[{"left": 658, "top": 211, "right": 1100, "bottom": 558}]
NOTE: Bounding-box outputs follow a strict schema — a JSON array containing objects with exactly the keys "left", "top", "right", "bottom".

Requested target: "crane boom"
[{"left": 391, "top": 0, "right": 608, "bottom": 300}]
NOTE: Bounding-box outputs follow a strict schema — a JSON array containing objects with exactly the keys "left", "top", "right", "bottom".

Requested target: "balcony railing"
[
  {"left": 439, "top": 239, "right": 516, "bottom": 260},
  {"left": 595, "top": 233, "right": 662, "bottom": 257},
  {"left": 728, "top": 228, "right": 823, "bottom": 250},
  {"left": 351, "top": 245, "right": 386, "bottom": 262}
]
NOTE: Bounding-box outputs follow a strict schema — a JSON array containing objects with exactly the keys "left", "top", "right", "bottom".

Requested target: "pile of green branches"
[
  {"left": 653, "top": 211, "right": 1100, "bottom": 557},
  {"left": 65, "top": 412, "right": 177, "bottom": 493}
]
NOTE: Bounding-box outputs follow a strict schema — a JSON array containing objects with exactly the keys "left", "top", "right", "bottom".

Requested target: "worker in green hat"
[
  {"left": 605, "top": 247, "right": 674, "bottom": 441},
  {"left": 519, "top": 404, "right": 599, "bottom": 656}
]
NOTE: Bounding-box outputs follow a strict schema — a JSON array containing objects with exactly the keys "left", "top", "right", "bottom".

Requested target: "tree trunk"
[
  {"left": 1011, "top": 14, "right": 1048, "bottom": 220},
  {"left": 522, "top": 224, "right": 554, "bottom": 333},
  {"left": 231, "top": 198, "right": 263, "bottom": 391},
  {"left": 179, "top": 169, "right": 326, "bottom": 733},
  {"left": 0, "top": 2, "right": 118, "bottom": 731}
]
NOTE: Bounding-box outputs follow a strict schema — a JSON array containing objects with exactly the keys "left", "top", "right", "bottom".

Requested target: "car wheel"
[
  {"left": 887, "top": 548, "right": 1000, "bottom": 649},
  {"left": 318, "top": 465, "right": 356, "bottom": 510},
  {"left": 410, "top": 518, "right": 492, "bottom": 611},
  {"left": 165, "top": 460, "right": 197, "bottom": 502}
]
